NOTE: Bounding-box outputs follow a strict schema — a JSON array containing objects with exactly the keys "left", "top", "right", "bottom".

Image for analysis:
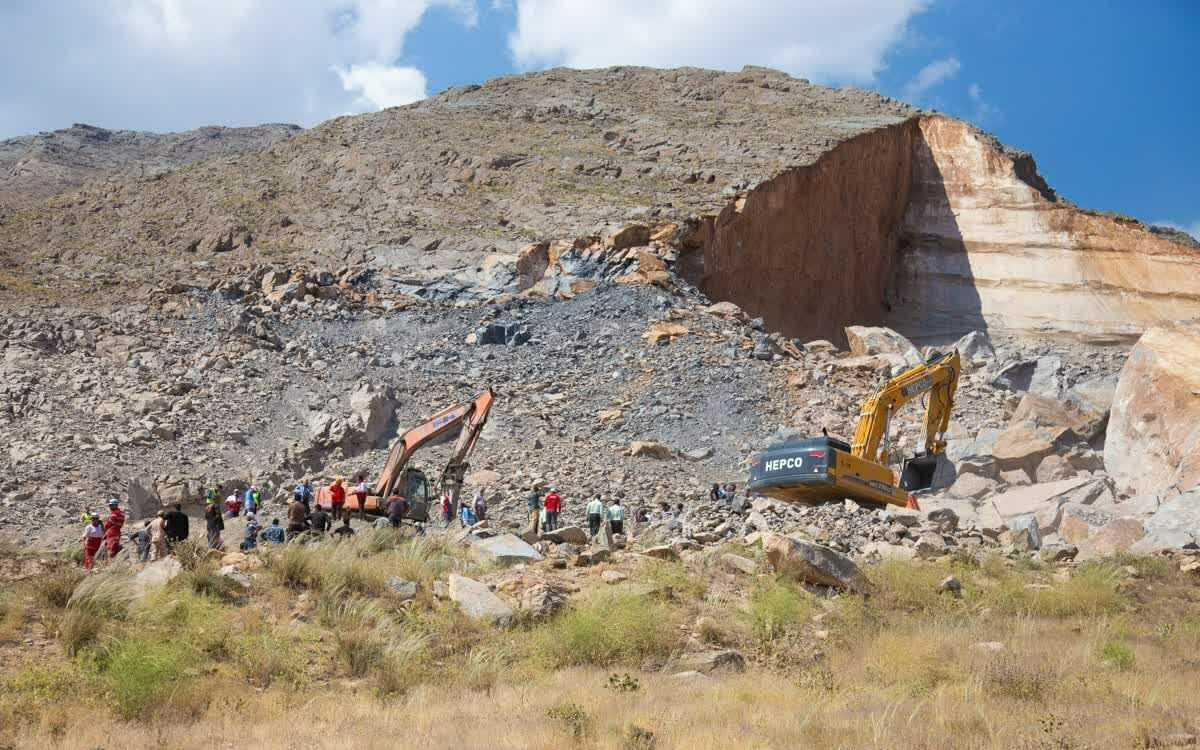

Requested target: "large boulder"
[
  {"left": 347, "top": 381, "right": 397, "bottom": 449},
  {"left": 448, "top": 574, "right": 513, "bottom": 625},
  {"left": 992, "top": 356, "right": 1065, "bottom": 399},
  {"left": 992, "top": 393, "right": 1096, "bottom": 477},
  {"left": 470, "top": 533, "right": 544, "bottom": 566},
  {"left": 989, "top": 477, "right": 1112, "bottom": 536},
  {"left": 1105, "top": 323, "right": 1200, "bottom": 499},
  {"left": 946, "top": 427, "right": 1002, "bottom": 479},
  {"left": 127, "top": 476, "right": 161, "bottom": 520},
  {"left": 951, "top": 330, "right": 996, "bottom": 367},
  {"left": 1135, "top": 489, "right": 1200, "bottom": 550},
  {"left": 540, "top": 526, "right": 589, "bottom": 545},
  {"left": 762, "top": 532, "right": 870, "bottom": 595},
  {"left": 844, "top": 326, "right": 921, "bottom": 368},
  {"left": 670, "top": 649, "right": 746, "bottom": 674}
]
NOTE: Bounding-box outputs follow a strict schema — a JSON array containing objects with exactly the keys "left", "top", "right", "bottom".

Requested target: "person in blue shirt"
[
  {"left": 259, "top": 518, "right": 286, "bottom": 545},
  {"left": 241, "top": 513, "right": 262, "bottom": 550}
]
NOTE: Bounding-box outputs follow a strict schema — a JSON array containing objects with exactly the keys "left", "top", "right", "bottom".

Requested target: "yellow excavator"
[{"left": 748, "top": 350, "right": 961, "bottom": 508}]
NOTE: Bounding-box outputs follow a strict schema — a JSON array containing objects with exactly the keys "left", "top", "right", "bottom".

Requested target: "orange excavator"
[{"left": 316, "top": 388, "right": 496, "bottom": 520}]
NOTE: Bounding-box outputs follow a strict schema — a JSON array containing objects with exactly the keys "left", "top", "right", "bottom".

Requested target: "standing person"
[
  {"left": 241, "top": 513, "right": 261, "bottom": 551},
  {"left": 333, "top": 516, "right": 355, "bottom": 538},
  {"left": 543, "top": 487, "right": 562, "bottom": 532},
  {"left": 586, "top": 495, "right": 604, "bottom": 538},
  {"left": 293, "top": 480, "right": 307, "bottom": 505},
  {"left": 353, "top": 475, "right": 369, "bottom": 520},
  {"left": 286, "top": 497, "right": 307, "bottom": 540},
  {"left": 163, "top": 503, "right": 189, "bottom": 549},
  {"left": 607, "top": 499, "right": 625, "bottom": 536},
  {"left": 147, "top": 511, "right": 168, "bottom": 561},
  {"left": 204, "top": 498, "right": 225, "bottom": 550},
  {"left": 259, "top": 518, "right": 286, "bottom": 545},
  {"left": 458, "top": 500, "right": 475, "bottom": 528},
  {"left": 386, "top": 495, "right": 407, "bottom": 529},
  {"left": 103, "top": 499, "right": 125, "bottom": 559},
  {"left": 472, "top": 490, "right": 487, "bottom": 522},
  {"left": 329, "top": 478, "right": 346, "bottom": 522},
  {"left": 224, "top": 491, "right": 242, "bottom": 518},
  {"left": 129, "top": 521, "right": 151, "bottom": 563},
  {"left": 525, "top": 487, "right": 542, "bottom": 535},
  {"left": 309, "top": 505, "right": 331, "bottom": 534},
  {"left": 439, "top": 492, "right": 453, "bottom": 528},
  {"left": 81, "top": 517, "right": 104, "bottom": 570},
  {"left": 244, "top": 485, "right": 258, "bottom": 516}
]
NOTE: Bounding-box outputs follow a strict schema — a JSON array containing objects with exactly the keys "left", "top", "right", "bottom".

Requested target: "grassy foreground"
[{"left": 1, "top": 532, "right": 1198, "bottom": 749}]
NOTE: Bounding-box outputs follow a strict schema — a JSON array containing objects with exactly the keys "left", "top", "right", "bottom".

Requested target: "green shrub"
[
  {"left": 1018, "top": 563, "right": 1128, "bottom": 617},
  {"left": 746, "top": 578, "right": 811, "bottom": 642},
  {"left": 102, "top": 636, "right": 201, "bottom": 719},
  {"left": 622, "top": 725, "right": 657, "bottom": 750},
  {"left": 868, "top": 559, "right": 961, "bottom": 615},
  {"left": 532, "top": 592, "right": 678, "bottom": 668},
  {"left": 546, "top": 701, "right": 592, "bottom": 740},
  {"left": 36, "top": 569, "right": 85, "bottom": 609},
  {"left": 229, "top": 626, "right": 309, "bottom": 688},
  {"left": 268, "top": 543, "right": 321, "bottom": 589},
  {"left": 176, "top": 560, "right": 238, "bottom": 599},
  {"left": 639, "top": 560, "right": 706, "bottom": 601},
  {"left": 172, "top": 536, "right": 212, "bottom": 572},
  {"left": 1099, "top": 640, "right": 1135, "bottom": 671}
]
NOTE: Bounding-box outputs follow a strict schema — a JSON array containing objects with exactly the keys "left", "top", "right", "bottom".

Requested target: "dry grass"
[{"left": 3, "top": 541, "right": 1199, "bottom": 749}]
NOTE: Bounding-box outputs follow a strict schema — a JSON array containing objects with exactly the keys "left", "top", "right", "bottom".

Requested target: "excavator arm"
[
  {"left": 375, "top": 388, "right": 496, "bottom": 498},
  {"left": 850, "top": 350, "right": 961, "bottom": 466}
]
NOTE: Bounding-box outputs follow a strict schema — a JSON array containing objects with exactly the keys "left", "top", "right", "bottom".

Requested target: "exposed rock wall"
[
  {"left": 1105, "top": 322, "right": 1200, "bottom": 500},
  {"left": 693, "top": 121, "right": 917, "bottom": 346},
  {"left": 890, "top": 115, "right": 1200, "bottom": 344}
]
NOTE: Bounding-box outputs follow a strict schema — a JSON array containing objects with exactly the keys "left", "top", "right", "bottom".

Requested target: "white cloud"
[
  {"left": 966, "top": 81, "right": 998, "bottom": 123},
  {"left": 508, "top": 0, "right": 930, "bottom": 85},
  {"left": 336, "top": 63, "right": 428, "bottom": 110},
  {"left": 0, "top": 0, "right": 473, "bottom": 138},
  {"left": 902, "top": 56, "right": 960, "bottom": 100},
  {"left": 1152, "top": 219, "right": 1200, "bottom": 241}
]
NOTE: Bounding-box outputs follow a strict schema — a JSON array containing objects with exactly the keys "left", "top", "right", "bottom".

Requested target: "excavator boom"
[
  {"left": 317, "top": 388, "right": 496, "bottom": 515},
  {"left": 748, "top": 350, "right": 961, "bottom": 508}
]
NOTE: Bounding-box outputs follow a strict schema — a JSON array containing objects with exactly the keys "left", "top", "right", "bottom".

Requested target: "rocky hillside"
[
  {"left": 0, "top": 122, "right": 300, "bottom": 208},
  {"left": 0, "top": 66, "right": 1197, "bottom": 561}
]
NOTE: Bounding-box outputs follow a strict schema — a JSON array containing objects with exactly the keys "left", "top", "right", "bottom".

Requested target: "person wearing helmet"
[
  {"left": 81, "top": 516, "right": 104, "bottom": 570},
  {"left": 103, "top": 499, "right": 125, "bottom": 559}
]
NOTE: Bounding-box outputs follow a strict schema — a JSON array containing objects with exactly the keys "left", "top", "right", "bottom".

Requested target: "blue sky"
[{"left": 1, "top": 1, "right": 1195, "bottom": 234}]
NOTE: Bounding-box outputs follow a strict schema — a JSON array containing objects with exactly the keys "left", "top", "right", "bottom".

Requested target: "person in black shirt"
[
  {"left": 309, "top": 506, "right": 332, "bottom": 534},
  {"left": 163, "top": 503, "right": 190, "bottom": 549}
]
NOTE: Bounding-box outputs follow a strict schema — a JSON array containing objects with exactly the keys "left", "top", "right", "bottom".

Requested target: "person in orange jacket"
[
  {"left": 103, "top": 498, "right": 125, "bottom": 559},
  {"left": 329, "top": 477, "right": 347, "bottom": 522}
]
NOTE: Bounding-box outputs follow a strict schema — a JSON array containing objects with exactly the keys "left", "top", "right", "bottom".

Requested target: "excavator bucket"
[{"left": 899, "top": 453, "right": 941, "bottom": 492}]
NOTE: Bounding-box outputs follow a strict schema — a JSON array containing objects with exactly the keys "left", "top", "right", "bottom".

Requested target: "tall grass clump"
[
  {"left": 639, "top": 560, "right": 706, "bottom": 602},
  {"left": 531, "top": 591, "right": 678, "bottom": 668},
  {"left": 990, "top": 561, "right": 1129, "bottom": 617},
  {"left": 746, "top": 578, "right": 812, "bottom": 643},
  {"left": 266, "top": 543, "right": 321, "bottom": 589},
  {"left": 36, "top": 569, "right": 85, "bottom": 609},
  {"left": 100, "top": 636, "right": 201, "bottom": 719},
  {"left": 317, "top": 587, "right": 397, "bottom": 677},
  {"left": 176, "top": 560, "right": 238, "bottom": 599},
  {"left": 60, "top": 572, "right": 135, "bottom": 655}
]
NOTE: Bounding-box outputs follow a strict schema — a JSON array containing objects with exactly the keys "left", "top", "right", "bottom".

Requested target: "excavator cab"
[{"left": 394, "top": 467, "right": 432, "bottom": 523}]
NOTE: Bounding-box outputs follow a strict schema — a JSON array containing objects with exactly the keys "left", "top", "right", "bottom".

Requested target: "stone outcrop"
[
  {"left": 1105, "top": 323, "right": 1200, "bottom": 499},
  {"left": 891, "top": 116, "right": 1200, "bottom": 344},
  {"left": 762, "top": 532, "right": 871, "bottom": 594}
]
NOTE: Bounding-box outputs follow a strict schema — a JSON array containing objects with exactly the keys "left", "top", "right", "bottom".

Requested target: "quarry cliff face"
[
  {"left": 693, "top": 121, "right": 916, "bottom": 346},
  {"left": 687, "top": 113, "right": 1200, "bottom": 346},
  {"left": 891, "top": 116, "right": 1200, "bottom": 344}
]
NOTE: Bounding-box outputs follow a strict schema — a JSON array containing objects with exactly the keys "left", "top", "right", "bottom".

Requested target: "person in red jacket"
[
  {"left": 103, "top": 498, "right": 125, "bottom": 559},
  {"left": 542, "top": 487, "right": 562, "bottom": 532},
  {"left": 329, "top": 477, "right": 347, "bottom": 522}
]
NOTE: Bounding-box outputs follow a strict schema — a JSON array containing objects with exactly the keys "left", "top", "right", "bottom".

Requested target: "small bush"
[
  {"left": 172, "top": 536, "right": 212, "bottom": 572},
  {"left": 532, "top": 592, "right": 678, "bottom": 668},
  {"left": 606, "top": 672, "right": 641, "bottom": 693},
  {"left": 639, "top": 560, "right": 706, "bottom": 601},
  {"left": 746, "top": 578, "right": 811, "bottom": 643},
  {"left": 374, "top": 631, "right": 431, "bottom": 696},
  {"left": 0, "top": 590, "right": 26, "bottom": 640},
  {"left": 36, "top": 570, "right": 84, "bottom": 609},
  {"left": 102, "top": 636, "right": 201, "bottom": 719},
  {"left": 1099, "top": 639, "right": 1135, "bottom": 671},
  {"left": 229, "top": 625, "right": 309, "bottom": 689},
  {"left": 981, "top": 656, "right": 1055, "bottom": 701},
  {"left": 546, "top": 701, "right": 592, "bottom": 740},
  {"left": 268, "top": 543, "right": 321, "bottom": 589},
  {"left": 1025, "top": 563, "right": 1128, "bottom": 617},
  {"left": 622, "top": 725, "right": 657, "bottom": 750},
  {"left": 176, "top": 560, "right": 237, "bottom": 599}
]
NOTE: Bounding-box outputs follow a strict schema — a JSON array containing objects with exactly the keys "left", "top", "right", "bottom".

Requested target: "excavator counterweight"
[{"left": 748, "top": 350, "right": 961, "bottom": 508}]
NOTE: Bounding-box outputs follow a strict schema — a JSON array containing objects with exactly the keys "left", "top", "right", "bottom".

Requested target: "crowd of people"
[{"left": 80, "top": 476, "right": 747, "bottom": 568}]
